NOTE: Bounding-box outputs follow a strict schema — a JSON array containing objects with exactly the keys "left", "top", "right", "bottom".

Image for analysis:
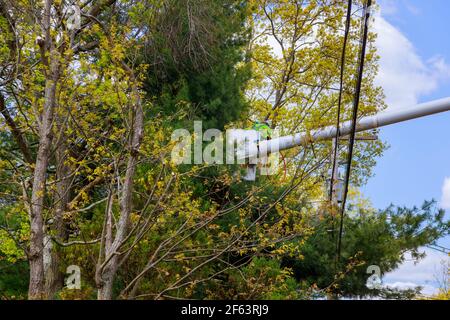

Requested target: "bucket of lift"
[{"left": 327, "top": 170, "right": 344, "bottom": 203}]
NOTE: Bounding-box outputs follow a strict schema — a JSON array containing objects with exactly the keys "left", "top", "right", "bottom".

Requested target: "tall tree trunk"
[
  {"left": 28, "top": 0, "right": 59, "bottom": 297},
  {"left": 28, "top": 60, "right": 60, "bottom": 299}
]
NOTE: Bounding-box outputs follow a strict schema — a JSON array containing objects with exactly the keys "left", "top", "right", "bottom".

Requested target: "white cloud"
[
  {"left": 383, "top": 248, "right": 448, "bottom": 296},
  {"left": 440, "top": 177, "right": 450, "bottom": 209},
  {"left": 383, "top": 282, "right": 437, "bottom": 296},
  {"left": 373, "top": 15, "right": 450, "bottom": 110}
]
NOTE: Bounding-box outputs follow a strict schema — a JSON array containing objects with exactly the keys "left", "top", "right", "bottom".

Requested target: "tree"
[
  {"left": 143, "top": 0, "right": 251, "bottom": 130},
  {"left": 0, "top": 0, "right": 141, "bottom": 299},
  {"left": 282, "top": 200, "right": 450, "bottom": 298},
  {"left": 0, "top": 0, "right": 447, "bottom": 301},
  {"left": 247, "top": 0, "right": 385, "bottom": 186},
  {"left": 429, "top": 255, "right": 450, "bottom": 300}
]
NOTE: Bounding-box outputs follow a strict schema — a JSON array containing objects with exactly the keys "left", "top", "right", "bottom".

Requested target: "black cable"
[
  {"left": 337, "top": 0, "right": 372, "bottom": 263},
  {"left": 329, "top": 0, "right": 352, "bottom": 201}
]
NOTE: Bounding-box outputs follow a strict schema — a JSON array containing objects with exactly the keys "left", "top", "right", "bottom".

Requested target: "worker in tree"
[
  {"left": 242, "top": 121, "right": 273, "bottom": 181},
  {"left": 251, "top": 120, "right": 272, "bottom": 141}
]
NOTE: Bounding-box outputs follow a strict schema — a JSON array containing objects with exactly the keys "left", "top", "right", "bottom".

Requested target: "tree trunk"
[
  {"left": 97, "top": 257, "right": 118, "bottom": 300},
  {"left": 28, "top": 66, "right": 59, "bottom": 299},
  {"left": 44, "top": 139, "right": 71, "bottom": 298},
  {"left": 28, "top": 0, "right": 60, "bottom": 294}
]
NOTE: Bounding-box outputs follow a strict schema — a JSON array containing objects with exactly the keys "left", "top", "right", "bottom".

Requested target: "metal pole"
[{"left": 240, "top": 97, "right": 450, "bottom": 159}]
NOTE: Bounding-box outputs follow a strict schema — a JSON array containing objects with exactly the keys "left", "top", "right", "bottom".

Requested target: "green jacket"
[{"left": 251, "top": 122, "right": 272, "bottom": 140}]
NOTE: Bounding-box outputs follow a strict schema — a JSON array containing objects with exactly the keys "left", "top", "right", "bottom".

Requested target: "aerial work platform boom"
[{"left": 239, "top": 97, "right": 450, "bottom": 161}]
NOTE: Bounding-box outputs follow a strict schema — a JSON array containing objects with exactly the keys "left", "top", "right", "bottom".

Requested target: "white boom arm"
[{"left": 241, "top": 97, "right": 450, "bottom": 160}]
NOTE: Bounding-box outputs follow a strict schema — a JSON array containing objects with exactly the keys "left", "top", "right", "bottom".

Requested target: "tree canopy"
[{"left": 0, "top": 0, "right": 448, "bottom": 300}]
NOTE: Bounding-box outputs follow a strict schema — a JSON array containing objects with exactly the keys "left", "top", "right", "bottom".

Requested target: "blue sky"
[{"left": 361, "top": 0, "right": 450, "bottom": 295}]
